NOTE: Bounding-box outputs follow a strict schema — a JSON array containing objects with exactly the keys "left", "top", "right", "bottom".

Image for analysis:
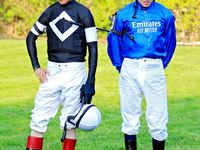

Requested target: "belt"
[
  {"left": 143, "top": 56, "right": 161, "bottom": 59},
  {"left": 48, "top": 61, "right": 85, "bottom": 68},
  {"left": 136, "top": 57, "right": 161, "bottom": 61}
]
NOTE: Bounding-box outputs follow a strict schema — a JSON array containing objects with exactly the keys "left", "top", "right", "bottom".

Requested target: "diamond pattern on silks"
[
  {"left": 49, "top": 11, "right": 79, "bottom": 42},
  {"left": 55, "top": 18, "right": 72, "bottom": 34}
]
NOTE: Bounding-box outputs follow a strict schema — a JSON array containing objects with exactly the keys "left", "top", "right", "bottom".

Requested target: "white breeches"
[
  {"left": 30, "top": 61, "right": 87, "bottom": 133},
  {"left": 119, "top": 58, "right": 168, "bottom": 141}
]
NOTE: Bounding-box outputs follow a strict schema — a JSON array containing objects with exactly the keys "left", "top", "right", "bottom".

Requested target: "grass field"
[{"left": 0, "top": 39, "right": 200, "bottom": 150}]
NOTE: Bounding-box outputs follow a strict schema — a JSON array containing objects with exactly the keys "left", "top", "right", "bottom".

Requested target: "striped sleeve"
[
  {"left": 85, "top": 27, "right": 97, "bottom": 43},
  {"left": 83, "top": 9, "right": 97, "bottom": 43},
  {"left": 31, "top": 11, "right": 48, "bottom": 36}
]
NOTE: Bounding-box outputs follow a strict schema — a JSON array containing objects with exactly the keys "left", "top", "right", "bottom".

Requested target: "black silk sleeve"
[
  {"left": 87, "top": 41, "right": 98, "bottom": 84},
  {"left": 26, "top": 10, "right": 48, "bottom": 70},
  {"left": 26, "top": 32, "right": 40, "bottom": 69},
  {"left": 82, "top": 10, "right": 98, "bottom": 84}
]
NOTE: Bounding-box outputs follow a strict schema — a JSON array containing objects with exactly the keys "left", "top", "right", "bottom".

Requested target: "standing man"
[
  {"left": 107, "top": 0, "right": 176, "bottom": 150},
  {"left": 26, "top": 0, "right": 98, "bottom": 149}
]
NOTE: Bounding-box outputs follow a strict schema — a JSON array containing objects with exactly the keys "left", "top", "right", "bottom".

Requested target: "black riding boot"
[
  {"left": 125, "top": 140, "right": 137, "bottom": 150},
  {"left": 152, "top": 139, "right": 165, "bottom": 150}
]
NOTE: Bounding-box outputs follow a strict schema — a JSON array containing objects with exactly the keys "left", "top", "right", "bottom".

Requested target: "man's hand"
[
  {"left": 80, "top": 83, "right": 95, "bottom": 104},
  {"left": 34, "top": 68, "right": 50, "bottom": 84}
]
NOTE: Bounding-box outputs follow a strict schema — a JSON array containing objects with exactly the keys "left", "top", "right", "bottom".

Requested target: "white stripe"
[
  {"left": 31, "top": 27, "right": 39, "bottom": 36},
  {"left": 36, "top": 21, "right": 47, "bottom": 32},
  {"left": 85, "top": 27, "right": 97, "bottom": 43},
  {"left": 62, "top": 25, "right": 79, "bottom": 41},
  {"left": 49, "top": 22, "right": 79, "bottom": 42}
]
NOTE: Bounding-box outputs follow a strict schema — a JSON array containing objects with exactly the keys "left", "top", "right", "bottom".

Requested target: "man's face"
[
  {"left": 59, "top": 0, "right": 71, "bottom": 5},
  {"left": 138, "top": 0, "right": 153, "bottom": 7}
]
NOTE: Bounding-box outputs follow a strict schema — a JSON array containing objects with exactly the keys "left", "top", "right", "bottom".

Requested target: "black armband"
[{"left": 33, "top": 23, "right": 45, "bottom": 35}]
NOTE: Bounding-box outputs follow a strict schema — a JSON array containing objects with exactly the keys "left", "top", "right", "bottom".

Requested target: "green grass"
[{"left": 0, "top": 39, "right": 200, "bottom": 150}]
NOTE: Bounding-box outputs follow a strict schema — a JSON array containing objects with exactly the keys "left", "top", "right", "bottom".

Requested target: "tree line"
[{"left": 0, "top": 0, "right": 199, "bottom": 42}]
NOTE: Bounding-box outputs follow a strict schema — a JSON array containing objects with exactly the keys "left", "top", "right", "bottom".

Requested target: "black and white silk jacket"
[{"left": 26, "top": 0, "right": 98, "bottom": 83}]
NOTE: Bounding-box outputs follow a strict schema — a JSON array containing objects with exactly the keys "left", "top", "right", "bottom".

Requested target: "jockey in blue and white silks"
[
  {"left": 107, "top": 0, "right": 176, "bottom": 149},
  {"left": 107, "top": 0, "right": 176, "bottom": 72}
]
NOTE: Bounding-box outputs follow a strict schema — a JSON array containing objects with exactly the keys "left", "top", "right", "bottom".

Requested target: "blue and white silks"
[{"left": 107, "top": 1, "right": 176, "bottom": 71}]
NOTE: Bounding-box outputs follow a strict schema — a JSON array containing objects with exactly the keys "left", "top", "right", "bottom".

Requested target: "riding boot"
[
  {"left": 125, "top": 140, "right": 137, "bottom": 150},
  {"left": 62, "top": 138, "right": 76, "bottom": 150},
  {"left": 152, "top": 138, "right": 165, "bottom": 150},
  {"left": 26, "top": 136, "right": 43, "bottom": 150}
]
